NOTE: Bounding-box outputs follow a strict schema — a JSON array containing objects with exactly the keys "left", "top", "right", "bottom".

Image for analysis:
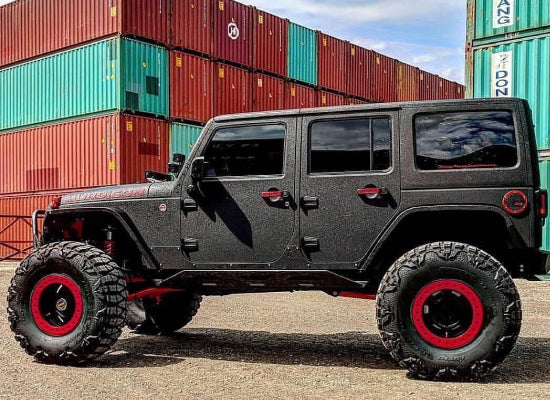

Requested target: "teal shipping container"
[
  {"left": 469, "top": 35, "right": 550, "bottom": 149},
  {"left": 539, "top": 158, "right": 550, "bottom": 250},
  {"left": 288, "top": 23, "right": 318, "bottom": 86},
  {"left": 467, "top": 0, "right": 550, "bottom": 45},
  {"left": 170, "top": 123, "right": 203, "bottom": 158},
  {"left": 0, "top": 38, "right": 169, "bottom": 132}
]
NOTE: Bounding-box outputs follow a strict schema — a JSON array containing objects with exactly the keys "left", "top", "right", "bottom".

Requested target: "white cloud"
[{"left": 0, "top": 0, "right": 15, "bottom": 5}]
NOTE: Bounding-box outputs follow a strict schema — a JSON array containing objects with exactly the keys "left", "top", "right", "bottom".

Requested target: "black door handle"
[{"left": 301, "top": 196, "right": 319, "bottom": 210}]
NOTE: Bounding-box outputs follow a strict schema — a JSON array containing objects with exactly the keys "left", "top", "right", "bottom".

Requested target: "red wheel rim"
[
  {"left": 30, "top": 274, "right": 84, "bottom": 336},
  {"left": 411, "top": 279, "right": 484, "bottom": 350}
]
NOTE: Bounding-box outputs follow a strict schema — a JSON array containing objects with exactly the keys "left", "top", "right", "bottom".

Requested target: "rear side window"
[
  {"left": 309, "top": 118, "right": 391, "bottom": 174},
  {"left": 415, "top": 111, "right": 517, "bottom": 170},
  {"left": 204, "top": 124, "right": 286, "bottom": 177}
]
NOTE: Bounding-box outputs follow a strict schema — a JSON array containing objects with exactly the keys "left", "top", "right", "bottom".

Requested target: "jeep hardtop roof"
[{"left": 213, "top": 98, "right": 529, "bottom": 123}]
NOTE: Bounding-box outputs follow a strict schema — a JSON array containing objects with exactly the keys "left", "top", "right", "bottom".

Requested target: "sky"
[{"left": 0, "top": 0, "right": 467, "bottom": 83}]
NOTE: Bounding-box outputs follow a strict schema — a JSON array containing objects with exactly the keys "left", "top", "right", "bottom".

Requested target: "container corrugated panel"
[
  {"left": 455, "top": 83, "right": 465, "bottom": 99},
  {"left": 540, "top": 158, "right": 550, "bottom": 251},
  {"left": 397, "top": 62, "right": 419, "bottom": 102},
  {"left": 471, "top": 36, "right": 550, "bottom": 148},
  {"left": 0, "top": 114, "right": 169, "bottom": 195},
  {"left": 214, "top": 0, "right": 252, "bottom": 68},
  {"left": 285, "top": 82, "right": 317, "bottom": 109},
  {"left": 215, "top": 63, "right": 252, "bottom": 116},
  {"left": 438, "top": 77, "right": 455, "bottom": 100},
  {"left": 348, "top": 46, "right": 373, "bottom": 100},
  {"left": 253, "top": 73, "right": 285, "bottom": 112},
  {"left": 121, "top": 38, "right": 169, "bottom": 118},
  {"left": 318, "top": 33, "right": 348, "bottom": 94},
  {"left": 318, "top": 91, "right": 346, "bottom": 107},
  {"left": 470, "top": 0, "right": 550, "bottom": 43},
  {"left": 0, "top": 38, "right": 169, "bottom": 131},
  {"left": 170, "top": 51, "right": 214, "bottom": 123},
  {"left": 346, "top": 97, "right": 368, "bottom": 105},
  {"left": 288, "top": 22, "right": 318, "bottom": 85},
  {"left": 371, "top": 52, "right": 397, "bottom": 102},
  {"left": 418, "top": 71, "right": 439, "bottom": 101},
  {"left": 171, "top": 123, "right": 204, "bottom": 158},
  {"left": 122, "top": 0, "right": 169, "bottom": 45},
  {"left": 171, "top": 0, "right": 212, "bottom": 55},
  {"left": 253, "top": 9, "right": 288, "bottom": 77},
  {"left": 0, "top": 0, "right": 168, "bottom": 68}
]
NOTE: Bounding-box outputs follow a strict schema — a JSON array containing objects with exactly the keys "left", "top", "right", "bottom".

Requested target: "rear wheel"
[
  {"left": 128, "top": 292, "right": 203, "bottom": 334},
  {"left": 7, "top": 242, "right": 127, "bottom": 364},
  {"left": 376, "top": 242, "right": 521, "bottom": 381}
]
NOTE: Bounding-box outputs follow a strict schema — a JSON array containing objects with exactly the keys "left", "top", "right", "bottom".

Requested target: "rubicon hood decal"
[{"left": 63, "top": 185, "right": 149, "bottom": 204}]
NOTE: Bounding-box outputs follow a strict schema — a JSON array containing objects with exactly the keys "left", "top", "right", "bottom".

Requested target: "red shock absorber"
[{"left": 103, "top": 227, "right": 116, "bottom": 259}]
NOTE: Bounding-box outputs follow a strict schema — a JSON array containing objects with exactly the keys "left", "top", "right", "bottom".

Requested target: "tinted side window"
[
  {"left": 415, "top": 111, "right": 517, "bottom": 170},
  {"left": 204, "top": 124, "right": 286, "bottom": 177},
  {"left": 310, "top": 118, "right": 391, "bottom": 173}
]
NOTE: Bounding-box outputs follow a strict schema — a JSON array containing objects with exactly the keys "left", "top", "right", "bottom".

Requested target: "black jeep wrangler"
[{"left": 7, "top": 98, "right": 549, "bottom": 380}]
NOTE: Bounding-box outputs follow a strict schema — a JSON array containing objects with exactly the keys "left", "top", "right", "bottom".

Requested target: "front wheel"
[
  {"left": 376, "top": 242, "right": 521, "bottom": 381},
  {"left": 7, "top": 242, "right": 127, "bottom": 364}
]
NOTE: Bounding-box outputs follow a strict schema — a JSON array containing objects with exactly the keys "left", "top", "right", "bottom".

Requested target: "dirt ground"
[{"left": 1, "top": 264, "right": 549, "bottom": 399}]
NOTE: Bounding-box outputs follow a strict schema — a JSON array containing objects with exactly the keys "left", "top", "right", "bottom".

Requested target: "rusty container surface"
[
  {"left": 397, "top": 62, "right": 420, "bottom": 102},
  {"left": 171, "top": 0, "right": 212, "bottom": 55},
  {"left": 318, "top": 33, "right": 348, "bottom": 94},
  {"left": 318, "top": 91, "right": 346, "bottom": 107},
  {"left": 215, "top": 63, "right": 252, "bottom": 116},
  {"left": 253, "top": 73, "right": 285, "bottom": 112},
  {"left": 371, "top": 52, "right": 397, "bottom": 102},
  {"left": 253, "top": 8, "right": 288, "bottom": 77},
  {"left": 213, "top": 0, "right": 252, "bottom": 68},
  {"left": 437, "top": 77, "right": 454, "bottom": 99},
  {"left": 0, "top": 114, "right": 169, "bottom": 196},
  {"left": 348, "top": 45, "right": 373, "bottom": 101},
  {"left": 170, "top": 51, "right": 214, "bottom": 123},
  {"left": 418, "top": 71, "right": 439, "bottom": 101},
  {"left": 0, "top": 0, "right": 169, "bottom": 68},
  {"left": 285, "top": 82, "right": 317, "bottom": 109}
]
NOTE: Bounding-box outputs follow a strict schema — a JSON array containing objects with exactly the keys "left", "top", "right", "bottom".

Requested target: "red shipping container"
[
  {"left": 372, "top": 52, "right": 397, "bottom": 102},
  {"left": 213, "top": 0, "right": 252, "bottom": 68},
  {"left": 215, "top": 63, "right": 252, "bottom": 116},
  {"left": 318, "top": 91, "right": 345, "bottom": 107},
  {"left": 455, "top": 83, "right": 465, "bottom": 99},
  {"left": 171, "top": 0, "right": 212, "bottom": 55},
  {"left": 285, "top": 82, "right": 316, "bottom": 109},
  {"left": 0, "top": 114, "right": 169, "bottom": 196},
  {"left": 171, "top": 51, "right": 214, "bottom": 123},
  {"left": 397, "top": 62, "right": 420, "bottom": 102},
  {"left": 348, "top": 46, "right": 373, "bottom": 101},
  {"left": 418, "top": 71, "right": 439, "bottom": 101},
  {"left": 346, "top": 98, "right": 368, "bottom": 105},
  {"left": 253, "top": 73, "right": 285, "bottom": 112},
  {"left": 253, "top": 8, "right": 287, "bottom": 77},
  {"left": 318, "top": 33, "right": 348, "bottom": 94},
  {"left": 438, "top": 77, "right": 455, "bottom": 100},
  {"left": 0, "top": 0, "right": 169, "bottom": 68}
]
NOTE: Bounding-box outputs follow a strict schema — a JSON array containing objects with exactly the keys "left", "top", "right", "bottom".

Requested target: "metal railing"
[{"left": 0, "top": 215, "right": 43, "bottom": 262}]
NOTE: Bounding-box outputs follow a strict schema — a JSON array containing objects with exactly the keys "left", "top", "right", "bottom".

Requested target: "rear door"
[{"left": 298, "top": 111, "right": 401, "bottom": 268}]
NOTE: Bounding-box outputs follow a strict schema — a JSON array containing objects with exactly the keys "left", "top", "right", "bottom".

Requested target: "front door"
[
  {"left": 181, "top": 118, "right": 297, "bottom": 267},
  {"left": 298, "top": 111, "right": 401, "bottom": 268}
]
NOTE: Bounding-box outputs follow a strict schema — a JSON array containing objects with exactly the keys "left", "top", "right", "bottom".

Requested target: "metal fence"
[{"left": 0, "top": 215, "right": 42, "bottom": 262}]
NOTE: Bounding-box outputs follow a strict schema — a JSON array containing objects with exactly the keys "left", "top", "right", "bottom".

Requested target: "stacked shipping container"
[
  {"left": 466, "top": 0, "right": 550, "bottom": 250},
  {"left": 0, "top": 0, "right": 464, "bottom": 259}
]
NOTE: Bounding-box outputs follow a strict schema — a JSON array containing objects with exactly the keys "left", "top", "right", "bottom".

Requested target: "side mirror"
[
  {"left": 173, "top": 153, "right": 186, "bottom": 164},
  {"left": 168, "top": 163, "right": 182, "bottom": 175},
  {"left": 191, "top": 157, "right": 206, "bottom": 180}
]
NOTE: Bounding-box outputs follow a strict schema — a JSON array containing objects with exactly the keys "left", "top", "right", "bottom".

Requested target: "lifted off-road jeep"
[{"left": 8, "top": 98, "right": 549, "bottom": 380}]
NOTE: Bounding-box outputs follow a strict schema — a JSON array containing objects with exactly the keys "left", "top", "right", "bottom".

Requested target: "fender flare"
[
  {"left": 44, "top": 207, "right": 160, "bottom": 270},
  {"left": 360, "top": 204, "right": 522, "bottom": 271}
]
